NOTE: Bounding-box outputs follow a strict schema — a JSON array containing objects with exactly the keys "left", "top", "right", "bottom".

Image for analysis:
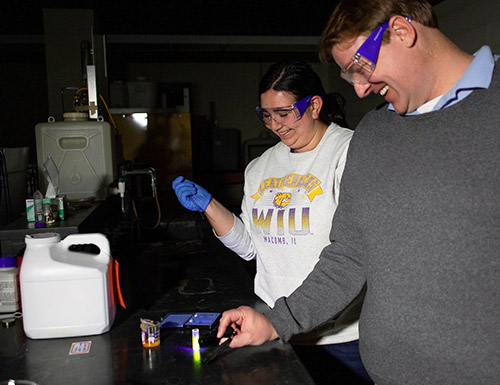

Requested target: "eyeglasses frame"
[
  {"left": 340, "top": 17, "right": 412, "bottom": 85},
  {"left": 256, "top": 94, "right": 314, "bottom": 126}
]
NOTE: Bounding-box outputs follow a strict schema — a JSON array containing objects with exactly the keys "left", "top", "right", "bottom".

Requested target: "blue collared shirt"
[{"left": 388, "top": 45, "right": 498, "bottom": 114}]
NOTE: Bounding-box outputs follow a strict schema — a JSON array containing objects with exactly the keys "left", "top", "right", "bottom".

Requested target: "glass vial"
[{"left": 33, "top": 190, "right": 45, "bottom": 228}]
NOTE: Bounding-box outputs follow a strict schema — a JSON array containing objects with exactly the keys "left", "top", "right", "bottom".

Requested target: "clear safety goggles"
[
  {"left": 255, "top": 95, "right": 313, "bottom": 126},
  {"left": 340, "top": 22, "right": 389, "bottom": 85},
  {"left": 340, "top": 18, "right": 411, "bottom": 85}
]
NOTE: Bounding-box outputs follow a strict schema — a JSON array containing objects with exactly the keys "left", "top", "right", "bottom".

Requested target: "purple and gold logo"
[
  {"left": 251, "top": 173, "right": 323, "bottom": 202},
  {"left": 273, "top": 192, "right": 291, "bottom": 209}
]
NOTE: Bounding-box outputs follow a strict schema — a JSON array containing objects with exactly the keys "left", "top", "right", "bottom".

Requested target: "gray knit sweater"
[{"left": 268, "top": 63, "right": 500, "bottom": 385}]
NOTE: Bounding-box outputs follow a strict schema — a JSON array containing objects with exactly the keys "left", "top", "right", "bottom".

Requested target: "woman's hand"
[{"left": 172, "top": 176, "right": 212, "bottom": 212}]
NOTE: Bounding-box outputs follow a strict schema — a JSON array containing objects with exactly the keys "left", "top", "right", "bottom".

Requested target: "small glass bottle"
[
  {"left": 43, "top": 198, "right": 56, "bottom": 224},
  {"left": 33, "top": 190, "right": 45, "bottom": 228}
]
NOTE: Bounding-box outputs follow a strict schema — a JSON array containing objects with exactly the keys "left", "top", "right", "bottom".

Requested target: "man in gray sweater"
[{"left": 218, "top": 0, "right": 500, "bottom": 384}]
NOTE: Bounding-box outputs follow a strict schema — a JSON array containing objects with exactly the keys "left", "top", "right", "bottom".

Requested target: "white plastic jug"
[{"left": 20, "top": 232, "right": 116, "bottom": 339}]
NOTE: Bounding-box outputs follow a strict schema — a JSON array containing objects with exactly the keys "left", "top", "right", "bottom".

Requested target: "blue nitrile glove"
[{"left": 172, "top": 176, "right": 212, "bottom": 212}]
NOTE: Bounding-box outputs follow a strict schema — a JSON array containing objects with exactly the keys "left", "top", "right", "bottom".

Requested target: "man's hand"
[{"left": 217, "top": 306, "right": 279, "bottom": 348}]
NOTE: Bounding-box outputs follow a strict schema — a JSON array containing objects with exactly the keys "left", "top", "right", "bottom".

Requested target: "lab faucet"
[
  {"left": 121, "top": 167, "right": 157, "bottom": 198},
  {"left": 111, "top": 165, "right": 162, "bottom": 231}
]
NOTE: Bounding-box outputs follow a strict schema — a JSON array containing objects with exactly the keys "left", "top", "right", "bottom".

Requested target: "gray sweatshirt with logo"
[{"left": 268, "top": 63, "right": 500, "bottom": 385}]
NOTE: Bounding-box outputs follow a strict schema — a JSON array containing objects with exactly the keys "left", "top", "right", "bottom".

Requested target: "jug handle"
[{"left": 61, "top": 233, "right": 111, "bottom": 265}]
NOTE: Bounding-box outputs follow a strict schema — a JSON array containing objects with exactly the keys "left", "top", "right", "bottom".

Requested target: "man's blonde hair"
[{"left": 319, "top": 0, "right": 438, "bottom": 63}]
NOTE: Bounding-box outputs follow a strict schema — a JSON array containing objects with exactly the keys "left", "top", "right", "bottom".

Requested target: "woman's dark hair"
[
  {"left": 323, "top": 92, "right": 350, "bottom": 128},
  {"left": 258, "top": 61, "right": 348, "bottom": 126}
]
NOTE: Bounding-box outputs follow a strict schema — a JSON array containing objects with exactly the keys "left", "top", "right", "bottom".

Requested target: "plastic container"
[
  {"left": 109, "top": 81, "right": 129, "bottom": 108},
  {"left": 127, "top": 80, "right": 158, "bottom": 108},
  {"left": 20, "top": 233, "right": 116, "bottom": 339},
  {"left": 0, "top": 255, "right": 20, "bottom": 312},
  {"left": 35, "top": 118, "right": 116, "bottom": 200},
  {"left": 140, "top": 318, "right": 160, "bottom": 348}
]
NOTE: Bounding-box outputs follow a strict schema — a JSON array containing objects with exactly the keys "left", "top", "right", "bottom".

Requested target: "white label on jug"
[{"left": 0, "top": 276, "right": 19, "bottom": 310}]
